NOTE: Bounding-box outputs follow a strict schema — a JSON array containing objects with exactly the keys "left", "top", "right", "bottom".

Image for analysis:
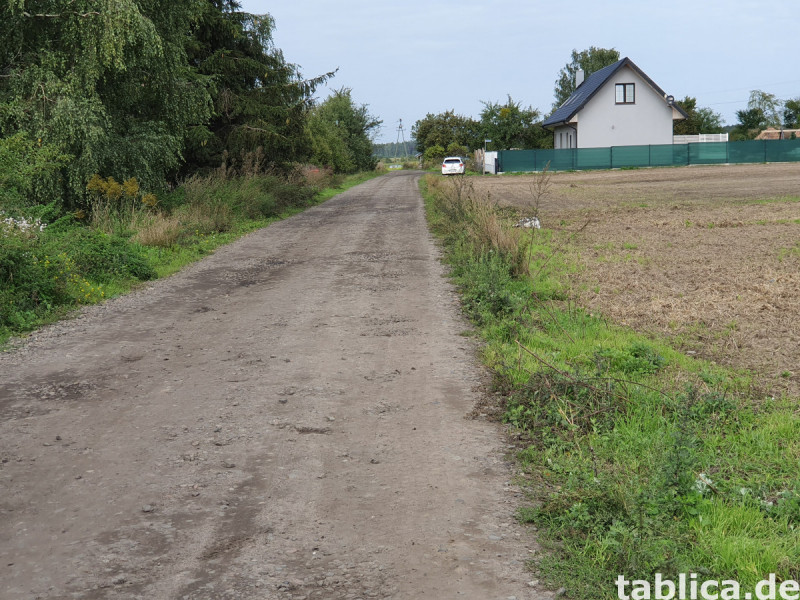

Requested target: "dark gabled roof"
[{"left": 542, "top": 57, "right": 688, "bottom": 128}]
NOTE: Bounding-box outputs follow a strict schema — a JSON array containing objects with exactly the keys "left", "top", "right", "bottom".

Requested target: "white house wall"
[
  {"left": 553, "top": 126, "right": 577, "bottom": 149},
  {"left": 576, "top": 65, "right": 674, "bottom": 149}
]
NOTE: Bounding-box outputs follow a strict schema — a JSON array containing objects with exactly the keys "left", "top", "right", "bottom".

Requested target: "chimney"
[{"left": 576, "top": 68, "right": 585, "bottom": 87}]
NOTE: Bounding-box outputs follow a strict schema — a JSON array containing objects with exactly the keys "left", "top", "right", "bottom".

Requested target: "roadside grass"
[
  {"left": 421, "top": 173, "right": 800, "bottom": 599},
  {"left": 0, "top": 170, "right": 379, "bottom": 344}
]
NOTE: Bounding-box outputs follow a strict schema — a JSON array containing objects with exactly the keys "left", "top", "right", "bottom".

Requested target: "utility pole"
[{"left": 395, "top": 119, "right": 409, "bottom": 158}]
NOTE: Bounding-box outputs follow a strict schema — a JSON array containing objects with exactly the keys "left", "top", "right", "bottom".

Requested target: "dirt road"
[{"left": 1, "top": 172, "right": 548, "bottom": 600}]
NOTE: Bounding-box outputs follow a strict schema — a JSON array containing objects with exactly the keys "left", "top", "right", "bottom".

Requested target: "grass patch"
[
  {"left": 1, "top": 170, "right": 378, "bottom": 344},
  {"left": 421, "top": 173, "right": 800, "bottom": 599}
]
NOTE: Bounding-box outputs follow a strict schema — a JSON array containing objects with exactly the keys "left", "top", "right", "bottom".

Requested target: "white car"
[{"left": 441, "top": 156, "right": 466, "bottom": 175}]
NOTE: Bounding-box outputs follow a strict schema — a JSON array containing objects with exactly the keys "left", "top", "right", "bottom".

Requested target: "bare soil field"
[{"left": 471, "top": 163, "right": 800, "bottom": 397}]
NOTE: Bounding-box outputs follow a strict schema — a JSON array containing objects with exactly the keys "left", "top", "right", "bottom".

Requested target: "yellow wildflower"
[{"left": 122, "top": 178, "right": 140, "bottom": 198}]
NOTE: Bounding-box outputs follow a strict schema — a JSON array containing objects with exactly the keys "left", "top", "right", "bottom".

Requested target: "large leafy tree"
[
  {"left": 184, "top": 1, "right": 335, "bottom": 174},
  {"left": 479, "top": 95, "right": 550, "bottom": 150},
  {"left": 552, "top": 47, "right": 620, "bottom": 110},
  {"left": 411, "top": 110, "right": 481, "bottom": 156},
  {"left": 730, "top": 89, "right": 789, "bottom": 140},
  {"left": 732, "top": 107, "right": 766, "bottom": 140},
  {"left": 307, "top": 88, "right": 381, "bottom": 173},
  {"left": 673, "top": 96, "right": 724, "bottom": 135},
  {"left": 0, "top": 0, "right": 214, "bottom": 207},
  {"left": 783, "top": 97, "right": 800, "bottom": 129},
  {"left": 747, "top": 89, "right": 782, "bottom": 129},
  {"left": 0, "top": 1, "right": 339, "bottom": 209}
]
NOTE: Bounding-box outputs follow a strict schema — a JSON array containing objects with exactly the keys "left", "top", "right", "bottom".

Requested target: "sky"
[{"left": 238, "top": 0, "right": 800, "bottom": 144}]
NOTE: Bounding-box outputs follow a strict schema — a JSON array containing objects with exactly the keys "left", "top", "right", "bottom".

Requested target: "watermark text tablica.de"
[{"left": 616, "top": 573, "right": 800, "bottom": 600}]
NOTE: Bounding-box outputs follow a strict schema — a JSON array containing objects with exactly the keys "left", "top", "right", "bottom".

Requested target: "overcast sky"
[{"left": 238, "top": 1, "right": 800, "bottom": 144}]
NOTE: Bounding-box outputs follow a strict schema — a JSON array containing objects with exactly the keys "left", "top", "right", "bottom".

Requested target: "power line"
[{"left": 696, "top": 79, "right": 800, "bottom": 97}]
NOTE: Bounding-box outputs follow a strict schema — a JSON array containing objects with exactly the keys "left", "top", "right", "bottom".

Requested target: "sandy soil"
[
  {"left": 0, "top": 173, "right": 552, "bottom": 599},
  {"left": 471, "top": 162, "right": 800, "bottom": 396}
]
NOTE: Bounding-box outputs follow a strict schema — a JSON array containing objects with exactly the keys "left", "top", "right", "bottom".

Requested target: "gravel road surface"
[{"left": 1, "top": 172, "right": 549, "bottom": 599}]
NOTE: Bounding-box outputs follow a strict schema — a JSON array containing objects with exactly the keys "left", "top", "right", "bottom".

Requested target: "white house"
[{"left": 543, "top": 57, "right": 688, "bottom": 149}]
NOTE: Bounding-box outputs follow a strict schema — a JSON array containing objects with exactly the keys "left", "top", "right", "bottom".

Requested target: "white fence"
[{"left": 673, "top": 133, "right": 729, "bottom": 144}]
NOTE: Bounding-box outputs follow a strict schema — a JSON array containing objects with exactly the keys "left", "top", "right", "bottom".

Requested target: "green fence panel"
[
  {"left": 766, "top": 138, "right": 800, "bottom": 162},
  {"left": 497, "top": 150, "right": 535, "bottom": 172},
  {"left": 576, "top": 147, "right": 612, "bottom": 170},
  {"left": 672, "top": 144, "right": 689, "bottom": 166},
  {"left": 689, "top": 142, "right": 728, "bottom": 164},
  {"left": 552, "top": 149, "right": 578, "bottom": 170},
  {"left": 728, "top": 140, "right": 765, "bottom": 164},
  {"left": 496, "top": 140, "right": 800, "bottom": 173},
  {"left": 530, "top": 149, "right": 553, "bottom": 171},
  {"left": 649, "top": 144, "right": 677, "bottom": 166},
  {"left": 527, "top": 149, "right": 572, "bottom": 171},
  {"left": 611, "top": 145, "right": 651, "bottom": 168}
]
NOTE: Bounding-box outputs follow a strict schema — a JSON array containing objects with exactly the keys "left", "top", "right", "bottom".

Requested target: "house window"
[{"left": 615, "top": 83, "right": 635, "bottom": 104}]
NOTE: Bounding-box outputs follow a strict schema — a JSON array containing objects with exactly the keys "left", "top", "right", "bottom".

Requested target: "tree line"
[
  {"left": 0, "top": 1, "right": 381, "bottom": 212},
  {"left": 731, "top": 91, "right": 800, "bottom": 139}
]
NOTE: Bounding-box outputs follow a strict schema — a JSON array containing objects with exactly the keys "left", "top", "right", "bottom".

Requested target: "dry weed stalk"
[{"left": 527, "top": 162, "right": 552, "bottom": 220}]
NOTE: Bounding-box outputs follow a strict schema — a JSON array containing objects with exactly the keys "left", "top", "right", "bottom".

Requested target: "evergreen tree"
[{"left": 184, "top": 1, "right": 335, "bottom": 174}]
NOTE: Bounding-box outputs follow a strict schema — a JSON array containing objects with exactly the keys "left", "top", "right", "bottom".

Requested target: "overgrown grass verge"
[
  {"left": 1, "top": 170, "right": 379, "bottom": 344},
  {"left": 421, "top": 173, "right": 800, "bottom": 599}
]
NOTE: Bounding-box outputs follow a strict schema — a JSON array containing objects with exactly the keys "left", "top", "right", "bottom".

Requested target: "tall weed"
[{"left": 426, "top": 175, "right": 526, "bottom": 273}]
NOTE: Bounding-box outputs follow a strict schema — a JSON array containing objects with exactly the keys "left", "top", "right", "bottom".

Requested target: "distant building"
[
  {"left": 543, "top": 57, "right": 688, "bottom": 149},
  {"left": 755, "top": 128, "right": 800, "bottom": 140}
]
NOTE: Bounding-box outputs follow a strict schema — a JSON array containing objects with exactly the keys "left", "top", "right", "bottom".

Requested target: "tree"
[
  {"left": 731, "top": 107, "right": 766, "bottom": 140},
  {"left": 307, "top": 88, "right": 381, "bottom": 173},
  {"left": 479, "top": 95, "right": 550, "bottom": 150},
  {"left": 747, "top": 90, "right": 783, "bottom": 129},
  {"left": 0, "top": 0, "right": 215, "bottom": 207},
  {"left": 183, "top": 2, "right": 335, "bottom": 174},
  {"left": 553, "top": 47, "right": 620, "bottom": 110},
  {"left": 0, "top": 1, "right": 339, "bottom": 209},
  {"left": 783, "top": 97, "right": 800, "bottom": 129},
  {"left": 411, "top": 111, "right": 482, "bottom": 156},
  {"left": 673, "top": 97, "right": 724, "bottom": 135}
]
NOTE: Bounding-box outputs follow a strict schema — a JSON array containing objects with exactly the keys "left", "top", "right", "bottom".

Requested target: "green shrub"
[
  {"left": 0, "top": 230, "right": 71, "bottom": 329},
  {"left": 0, "top": 212, "right": 155, "bottom": 338},
  {"left": 594, "top": 342, "right": 666, "bottom": 376},
  {"left": 423, "top": 144, "right": 446, "bottom": 165},
  {"left": 47, "top": 227, "right": 156, "bottom": 283},
  {"left": 460, "top": 250, "right": 516, "bottom": 323}
]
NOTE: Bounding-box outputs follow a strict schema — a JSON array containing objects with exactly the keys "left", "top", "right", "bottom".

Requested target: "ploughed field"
[{"left": 472, "top": 162, "right": 800, "bottom": 397}]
